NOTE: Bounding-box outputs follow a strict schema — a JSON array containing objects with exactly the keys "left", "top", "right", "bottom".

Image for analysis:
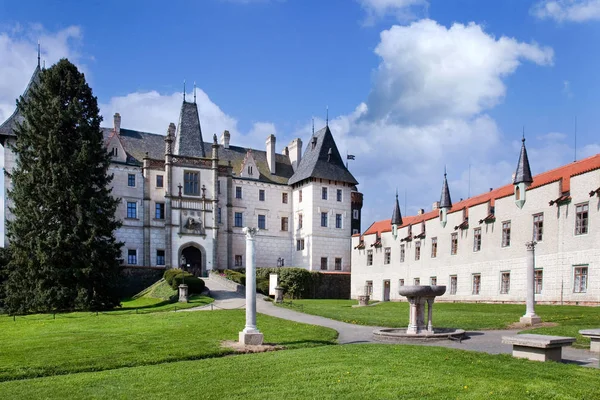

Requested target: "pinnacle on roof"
[
  {"left": 288, "top": 125, "right": 358, "bottom": 185},
  {"left": 439, "top": 168, "right": 452, "bottom": 209},
  {"left": 173, "top": 100, "right": 206, "bottom": 158},
  {"left": 513, "top": 136, "right": 533, "bottom": 185},
  {"left": 391, "top": 190, "right": 403, "bottom": 226}
]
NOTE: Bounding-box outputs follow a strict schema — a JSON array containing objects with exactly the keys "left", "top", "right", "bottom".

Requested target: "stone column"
[
  {"left": 426, "top": 298, "right": 434, "bottom": 332},
  {"left": 520, "top": 241, "right": 541, "bottom": 325},
  {"left": 406, "top": 297, "right": 419, "bottom": 334},
  {"left": 239, "top": 227, "right": 264, "bottom": 345}
]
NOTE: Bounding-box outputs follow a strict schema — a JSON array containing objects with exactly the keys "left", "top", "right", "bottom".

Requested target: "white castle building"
[
  {"left": 1, "top": 62, "right": 363, "bottom": 276},
  {"left": 351, "top": 139, "right": 600, "bottom": 305}
]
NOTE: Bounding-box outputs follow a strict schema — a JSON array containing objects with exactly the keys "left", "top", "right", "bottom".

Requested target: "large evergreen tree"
[{"left": 3, "top": 59, "right": 122, "bottom": 314}]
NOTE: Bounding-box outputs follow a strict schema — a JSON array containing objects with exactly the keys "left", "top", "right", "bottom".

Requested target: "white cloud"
[
  {"left": 531, "top": 0, "right": 600, "bottom": 22},
  {"left": 563, "top": 80, "right": 573, "bottom": 97},
  {"left": 358, "top": 0, "right": 428, "bottom": 24}
]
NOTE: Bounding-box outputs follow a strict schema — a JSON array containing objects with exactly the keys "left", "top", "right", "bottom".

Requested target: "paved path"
[{"left": 194, "top": 277, "right": 599, "bottom": 368}]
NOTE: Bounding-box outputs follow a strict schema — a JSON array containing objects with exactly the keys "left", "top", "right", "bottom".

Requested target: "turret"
[
  {"left": 439, "top": 169, "right": 452, "bottom": 228},
  {"left": 391, "top": 191, "right": 403, "bottom": 240},
  {"left": 513, "top": 136, "right": 533, "bottom": 209}
]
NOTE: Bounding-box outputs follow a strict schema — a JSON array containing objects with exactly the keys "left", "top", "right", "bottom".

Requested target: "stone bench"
[
  {"left": 502, "top": 334, "right": 575, "bottom": 362},
  {"left": 579, "top": 329, "right": 600, "bottom": 352}
]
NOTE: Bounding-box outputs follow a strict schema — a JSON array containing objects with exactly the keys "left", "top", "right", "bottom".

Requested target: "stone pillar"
[
  {"left": 407, "top": 297, "right": 419, "bottom": 334},
  {"left": 239, "top": 227, "right": 264, "bottom": 345},
  {"left": 426, "top": 298, "right": 434, "bottom": 332},
  {"left": 178, "top": 284, "right": 189, "bottom": 303},
  {"left": 520, "top": 241, "right": 541, "bottom": 325}
]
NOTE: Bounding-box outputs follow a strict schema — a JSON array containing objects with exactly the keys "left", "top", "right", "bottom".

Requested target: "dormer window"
[{"left": 248, "top": 166, "right": 253, "bottom": 175}]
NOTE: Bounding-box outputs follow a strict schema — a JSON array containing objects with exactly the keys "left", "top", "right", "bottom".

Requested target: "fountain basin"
[
  {"left": 373, "top": 327, "right": 465, "bottom": 342},
  {"left": 398, "top": 285, "right": 446, "bottom": 297}
]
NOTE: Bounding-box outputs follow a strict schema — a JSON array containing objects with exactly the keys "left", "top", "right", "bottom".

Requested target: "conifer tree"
[{"left": 3, "top": 59, "right": 122, "bottom": 314}]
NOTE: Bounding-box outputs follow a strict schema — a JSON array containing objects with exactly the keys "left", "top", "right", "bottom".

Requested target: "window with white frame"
[
  {"left": 500, "top": 272, "right": 510, "bottom": 294},
  {"left": 473, "top": 227, "right": 481, "bottom": 252},
  {"left": 414, "top": 278, "right": 420, "bottom": 285},
  {"left": 127, "top": 201, "right": 137, "bottom": 219},
  {"left": 451, "top": 233, "right": 458, "bottom": 255},
  {"left": 430, "top": 276, "right": 437, "bottom": 285},
  {"left": 296, "top": 239, "right": 305, "bottom": 251},
  {"left": 574, "top": 266, "right": 588, "bottom": 293},
  {"left": 337, "top": 189, "right": 342, "bottom": 202},
  {"left": 128, "top": 174, "right": 135, "bottom": 187},
  {"left": 431, "top": 237, "right": 437, "bottom": 258},
  {"left": 533, "top": 213, "right": 544, "bottom": 241},
  {"left": 322, "top": 187, "right": 328, "bottom": 200},
  {"left": 367, "top": 250, "right": 373, "bottom": 266},
  {"left": 472, "top": 274, "right": 481, "bottom": 295},
  {"left": 450, "top": 275, "right": 457, "bottom": 295},
  {"left": 415, "top": 241, "right": 421, "bottom": 260},
  {"left": 575, "top": 203, "right": 589, "bottom": 235},
  {"left": 335, "top": 258, "right": 342, "bottom": 271},
  {"left": 399, "top": 279, "right": 405, "bottom": 287},
  {"left": 384, "top": 247, "right": 391, "bottom": 264},
  {"left": 365, "top": 281, "right": 373, "bottom": 296},
  {"left": 298, "top": 213, "right": 303, "bottom": 229},
  {"left": 156, "top": 250, "right": 165, "bottom": 266},
  {"left": 321, "top": 212, "right": 328, "bottom": 227},
  {"left": 127, "top": 249, "right": 137, "bottom": 265},
  {"left": 400, "top": 244, "right": 405, "bottom": 262},
  {"left": 534, "top": 269, "right": 543, "bottom": 294},
  {"left": 502, "top": 221, "right": 511, "bottom": 247},
  {"left": 235, "top": 255, "right": 243, "bottom": 267}
]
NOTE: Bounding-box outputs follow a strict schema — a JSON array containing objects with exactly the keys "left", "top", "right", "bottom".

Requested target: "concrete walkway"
[{"left": 195, "top": 277, "right": 599, "bottom": 368}]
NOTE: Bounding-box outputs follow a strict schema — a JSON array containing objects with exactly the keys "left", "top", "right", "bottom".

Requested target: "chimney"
[
  {"left": 114, "top": 113, "right": 121, "bottom": 135},
  {"left": 266, "top": 134, "right": 276, "bottom": 174},
  {"left": 432, "top": 201, "right": 440, "bottom": 210},
  {"left": 283, "top": 146, "right": 289, "bottom": 156},
  {"left": 288, "top": 138, "right": 302, "bottom": 172},
  {"left": 417, "top": 208, "right": 424, "bottom": 215},
  {"left": 220, "top": 130, "right": 230, "bottom": 149}
]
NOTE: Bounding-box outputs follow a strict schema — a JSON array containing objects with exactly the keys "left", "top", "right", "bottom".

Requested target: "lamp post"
[{"left": 277, "top": 257, "right": 282, "bottom": 267}]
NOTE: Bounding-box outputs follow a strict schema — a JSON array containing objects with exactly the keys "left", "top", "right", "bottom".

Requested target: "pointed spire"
[
  {"left": 513, "top": 134, "right": 533, "bottom": 185},
  {"left": 391, "top": 190, "right": 403, "bottom": 226},
  {"left": 439, "top": 168, "right": 452, "bottom": 209},
  {"left": 37, "top": 41, "right": 40, "bottom": 68},
  {"left": 183, "top": 80, "right": 186, "bottom": 102},
  {"left": 193, "top": 81, "right": 197, "bottom": 104}
]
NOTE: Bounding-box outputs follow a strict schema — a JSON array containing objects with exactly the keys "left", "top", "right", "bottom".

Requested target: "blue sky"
[{"left": 1, "top": 0, "right": 600, "bottom": 234}]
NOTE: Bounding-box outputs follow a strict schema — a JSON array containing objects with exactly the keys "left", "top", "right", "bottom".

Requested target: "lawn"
[
  {"left": 278, "top": 300, "right": 600, "bottom": 347},
  {"left": 1, "top": 344, "right": 598, "bottom": 399},
  {"left": 0, "top": 310, "right": 337, "bottom": 382},
  {"left": 117, "top": 294, "right": 213, "bottom": 313}
]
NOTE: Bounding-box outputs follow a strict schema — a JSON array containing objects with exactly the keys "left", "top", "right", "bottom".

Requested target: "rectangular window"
[
  {"left": 473, "top": 228, "right": 481, "bottom": 252},
  {"left": 259, "top": 189, "right": 265, "bottom": 201},
  {"left": 399, "top": 279, "right": 405, "bottom": 287},
  {"left": 298, "top": 213, "right": 303, "bottom": 229},
  {"left": 574, "top": 266, "right": 588, "bottom": 293},
  {"left": 367, "top": 250, "right": 373, "bottom": 266},
  {"left": 128, "top": 174, "right": 135, "bottom": 187},
  {"left": 337, "top": 189, "right": 342, "bottom": 202},
  {"left": 258, "top": 215, "right": 266, "bottom": 230},
  {"left": 155, "top": 202, "right": 165, "bottom": 220},
  {"left": 299, "top": 190, "right": 302, "bottom": 203},
  {"left": 384, "top": 247, "right": 391, "bottom": 264},
  {"left": 321, "top": 257, "right": 328, "bottom": 270},
  {"left": 296, "top": 239, "right": 305, "bottom": 251},
  {"left": 335, "top": 214, "right": 342, "bottom": 229},
  {"left": 184, "top": 171, "right": 199, "bottom": 195},
  {"left": 502, "top": 221, "right": 511, "bottom": 247},
  {"left": 414, "top": 278, "right": 420, "bottom": 285},
  {"left": 127, "top": 201, "right": 137, "bottom": 219},
  {"left": 156, "top": 175, "right": 163, "bottom": 188},
  {"left": 400, "top": 244, "right": 405, "bottom": 262},
  {"left": 353, "top": 209, "right": 359, "bottom": 220},
  {"left": 472, "top": 274, "right": 481, "bottom": 295},
  {"left": 450, "top": 275, "right": 457, "bottom": 295},
  {"left": 430, "top": 276, "right": 437, "bottom": 286},
  {"left": 451, "top": 233, "right": 458, "bottom": 255},
  {"left": 500, "top": 272, "right": 510, "bottom": 294},
  {"left": 234, "top": 212, "right": 243, "bottom": 227},
  {"left": 365, "top": 281, "right": 373, "bottom": 296},
  {"left": 127, "top": 249, "right": 137, "bottom": 265},
  {"left": 156, "top": 250, "right": 165, "bottom": 266},
  {"left": 533, "top": 213, "right": 544, "bottom": 241},
  {"left": 321, "top": 212, "right": 328, "bottom": 227},
  {"left": 235, "top": 186, "right": 242, "bottom": 199},
  {"left": 575, "top": 203, "right": 589, "bottom": 235},
  {"left": 534, "top": 269, "right": 543, "bottom": 294},
  {"left": 282, "top": 193, "right": 288, "bottom": 204},
  {"left": 217, "top": 207, "right": 222, "bottom": 224},
  {"left": 335, "top": 258, "right": 342, "bottom": 271},
  {"left": 431, "top": 237, "right": 437, "bottom": 258},
  {"left": 235, "top": 255, "right": 243, "bottom": 267},
  {"left": 281, "top": 217, "right": 288, "bottom": 231},
  {"left": 322, "top": 187, "right": 328, "bottom": 200},
  {"left": 415, "top": 241, "right": 421, "bottom": 261}
]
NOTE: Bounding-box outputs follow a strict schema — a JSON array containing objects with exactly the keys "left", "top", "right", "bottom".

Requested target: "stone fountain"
[{"left": 372, "top": 285, "right": 464, "bottom": 342}]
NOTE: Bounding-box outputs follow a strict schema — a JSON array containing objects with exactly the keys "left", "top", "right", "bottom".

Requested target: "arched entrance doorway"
[{"left": 180, "top": 246, "right": 203, "bottom": 277}]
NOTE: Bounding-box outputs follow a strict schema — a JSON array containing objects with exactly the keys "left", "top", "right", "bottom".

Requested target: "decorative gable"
[
  {"left": 106, "top": 133, "right": 127, "bottom": 163},
  {"left": 239, "top": 149, "right": 259, "bottom": 179}
]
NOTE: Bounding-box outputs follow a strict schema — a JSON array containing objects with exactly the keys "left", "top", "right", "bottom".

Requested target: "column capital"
[{"left": 243, "top": 227, "right": 259, "bottom": 239}]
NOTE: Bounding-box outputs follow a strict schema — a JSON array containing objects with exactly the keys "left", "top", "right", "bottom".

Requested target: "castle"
[{"left": 0, "top": 62, "right": 362, "bottom": 276}]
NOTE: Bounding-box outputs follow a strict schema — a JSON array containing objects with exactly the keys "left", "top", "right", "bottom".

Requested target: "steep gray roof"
[
  {"left": 0, "top": 65, "right": 41, "bottom": 143},
  {"left": 391, "top": 192, "right": 403, "bottom": 225},
  {"left": 174, "top": 101, "right": 205, "bottom": 158},
  {"left": 513, "top": 137, "right": 533, "bottom": 185},
  {"left": 288, "top": 126, "right": 358, "bottom": 186},
  {"left": 439, "top": 172, "right": 452, "bottom": 209}
]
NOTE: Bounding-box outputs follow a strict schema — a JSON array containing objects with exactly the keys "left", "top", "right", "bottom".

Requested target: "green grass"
[
  {"left": 118, "top": 294, "right": 213, "bottom": 313},
  {"left": 1, "top": 344, "right": 598, "bottom": 399},
  {"left": 0, "top": 310, "right": 337, "bottom": 382},
  {"left": 278, "top": 300, "right": 600, "bottom": 347}
]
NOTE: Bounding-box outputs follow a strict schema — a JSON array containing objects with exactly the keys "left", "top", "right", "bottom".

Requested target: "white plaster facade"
[{"left": 351, "top": 156, "right": 600, "bottom": 304}]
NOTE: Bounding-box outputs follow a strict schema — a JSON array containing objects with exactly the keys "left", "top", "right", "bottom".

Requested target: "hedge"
[{"left": 163, "top": 269, "right": 205, "bottom": 295}]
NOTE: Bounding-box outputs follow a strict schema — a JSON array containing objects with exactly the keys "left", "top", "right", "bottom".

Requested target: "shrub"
[
  {"left": 164, "top": 268, "right": 205, "bottom": 295},
  {"left": 256, "top": 278, "right": 270, "bottom": 295},
  {"left": 224, "top": 270, "right": 246, "bottom": 286},
  {"left": 256, "top": 267, "right": 312, "bottom": 299},
  {"left": 163, "top": 268, "right": 182, "bottom": 286}
]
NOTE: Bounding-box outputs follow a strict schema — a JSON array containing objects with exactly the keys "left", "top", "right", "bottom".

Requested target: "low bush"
[
  {"left": 224, "top": 270, "right": 246, "bottom": 286},
  {"left": 164, "top": 269, "right": 205, "bottom": 295},
  {"left": 256, "top": 278, "right": 270, "bottom": 295}
]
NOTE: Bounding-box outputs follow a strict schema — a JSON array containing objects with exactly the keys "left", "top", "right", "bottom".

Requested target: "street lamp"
[{"left": 277, "top": 257, "right": 282, "bottom": 267}]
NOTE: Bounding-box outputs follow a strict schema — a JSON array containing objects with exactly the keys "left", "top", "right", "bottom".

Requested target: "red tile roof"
[{"left": 363, "top": 153, "right": 600, "bottom": 236}]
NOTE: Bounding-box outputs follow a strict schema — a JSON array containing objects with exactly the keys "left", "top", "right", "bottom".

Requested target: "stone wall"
[{"left": 118, "top": 266, "right": 164, "bottom": 298}]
